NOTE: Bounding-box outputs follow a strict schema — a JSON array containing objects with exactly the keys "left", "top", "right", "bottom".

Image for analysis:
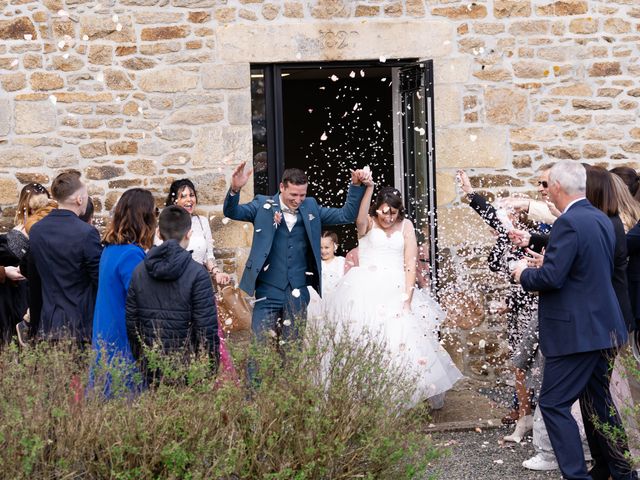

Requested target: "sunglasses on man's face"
[{"left": 537, "top": 180, "right": 548, "bottom": 188}]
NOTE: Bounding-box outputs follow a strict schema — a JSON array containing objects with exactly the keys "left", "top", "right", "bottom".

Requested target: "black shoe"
[{"left": 588, "top": 463, "right": 611, "bottom": 480}]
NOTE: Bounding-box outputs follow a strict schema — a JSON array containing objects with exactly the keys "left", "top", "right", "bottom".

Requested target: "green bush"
[
  {"left": 0, "top": 325, "right": 439, "bottom": 479},
  {"left": 591, "top": 349, "right": 640, "bottom": 470}
]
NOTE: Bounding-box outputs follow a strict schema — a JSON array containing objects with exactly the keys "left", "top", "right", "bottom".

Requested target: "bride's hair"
[{"left": 369, "top": 186, "right": 405, "bottom": 220}]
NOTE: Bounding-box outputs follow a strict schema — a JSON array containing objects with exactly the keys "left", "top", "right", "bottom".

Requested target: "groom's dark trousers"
[{"left": 521, "top": 199, "right": 635, "bottom": 480}]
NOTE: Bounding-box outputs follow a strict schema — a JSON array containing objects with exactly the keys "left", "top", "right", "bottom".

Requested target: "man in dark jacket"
[
  {"left": 29, "top": 170, "right": 102, "bottom": 344},
  {"left": 513, "top": 161, "right": 635, "bottom": 480},
  {"left": 126, "top": 205, "right": 219, "bottom": 383}
]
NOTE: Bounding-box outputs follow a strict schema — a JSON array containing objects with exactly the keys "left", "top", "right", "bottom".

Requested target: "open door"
[{"left": 395, "top": 61, "right": 438, "bottom": 289}]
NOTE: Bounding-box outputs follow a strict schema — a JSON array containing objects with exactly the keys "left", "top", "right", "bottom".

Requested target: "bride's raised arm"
[
  {"left": 403, "top": 219, "right": 418, "bottom": 311},
  {"left": 355, "top": 174, "right": 375, "bottom": 238}
]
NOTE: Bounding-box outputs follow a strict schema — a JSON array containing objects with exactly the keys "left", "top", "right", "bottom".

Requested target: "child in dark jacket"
[{"left": 126, "top": 205, "right": 219, "bottom": 384}]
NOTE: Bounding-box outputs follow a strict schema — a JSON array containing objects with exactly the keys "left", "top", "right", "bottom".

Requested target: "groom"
[{"left": 223, "top": 162, "right": 367, "bottom": 341}]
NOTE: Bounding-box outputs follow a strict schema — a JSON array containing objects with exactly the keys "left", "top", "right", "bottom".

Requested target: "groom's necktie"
[{"left": 281, "top": 206, "right": 298, "bottom": 215}]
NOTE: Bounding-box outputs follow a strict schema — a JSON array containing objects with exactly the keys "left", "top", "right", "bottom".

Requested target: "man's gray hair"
[{"left": 549, "top": 160, "right": 586, "bottom": 195}]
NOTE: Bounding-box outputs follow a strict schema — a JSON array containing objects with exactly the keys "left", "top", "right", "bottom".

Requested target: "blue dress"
[{"left": 91, "top": 244, "right": 145, "bottom": 396}]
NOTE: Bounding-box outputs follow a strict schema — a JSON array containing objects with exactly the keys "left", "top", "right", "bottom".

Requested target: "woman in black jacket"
[{"left": 585, "top": 166, "right": 634, "bottom": 331}]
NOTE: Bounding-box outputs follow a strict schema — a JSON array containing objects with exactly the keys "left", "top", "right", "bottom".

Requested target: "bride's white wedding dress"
[{"left": 326, "top": 220, "right": 463, "bottom": 406}]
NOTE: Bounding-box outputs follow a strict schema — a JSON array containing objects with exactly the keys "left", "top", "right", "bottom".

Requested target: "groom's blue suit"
[
  {"left": 520, "top": 199, "right": 633, "bottom": 480},
  {"left": 223, "top": 184, "right": 365, "bottom": 339}
]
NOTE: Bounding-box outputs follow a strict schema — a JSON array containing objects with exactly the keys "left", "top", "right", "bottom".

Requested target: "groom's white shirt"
[{"left": 279, "top": 198, "right": 297, "bottom": 232}]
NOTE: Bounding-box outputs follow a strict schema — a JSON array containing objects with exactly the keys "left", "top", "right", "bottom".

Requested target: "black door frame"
[{"left": 252, "top": 60, "right": 439, "bottom": 286}]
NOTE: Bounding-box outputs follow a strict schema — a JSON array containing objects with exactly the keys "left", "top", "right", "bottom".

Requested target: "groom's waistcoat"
[{"left": 257, "top": 211, "right": 310, "bottom": 291}]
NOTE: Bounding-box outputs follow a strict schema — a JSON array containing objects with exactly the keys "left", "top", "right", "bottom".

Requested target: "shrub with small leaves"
[{"left": 0, "top": 324, "right": 439, "bottom": 479}]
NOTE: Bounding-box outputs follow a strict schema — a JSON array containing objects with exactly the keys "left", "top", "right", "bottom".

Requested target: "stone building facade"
[{"left": 0, "top": 0, "right": 638, "bottom": 378}]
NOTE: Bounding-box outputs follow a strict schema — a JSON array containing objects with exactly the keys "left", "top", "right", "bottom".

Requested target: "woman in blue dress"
[{"left": 92, "top": 188, "right": 157, "bottom": 396}]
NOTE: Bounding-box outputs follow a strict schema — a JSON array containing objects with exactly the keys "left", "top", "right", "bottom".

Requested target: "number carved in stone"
[{"left": 318, "top": 30, "right": 359, "bottom": 49}]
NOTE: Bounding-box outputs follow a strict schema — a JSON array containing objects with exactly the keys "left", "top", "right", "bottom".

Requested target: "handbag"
[{"left": 215, "top": 284, "right": 252, "bottom": 333}]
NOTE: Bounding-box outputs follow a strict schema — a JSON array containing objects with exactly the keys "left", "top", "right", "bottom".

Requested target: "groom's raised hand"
[{"left": 231, "top": 161, "right": 253, "bottom": 192}]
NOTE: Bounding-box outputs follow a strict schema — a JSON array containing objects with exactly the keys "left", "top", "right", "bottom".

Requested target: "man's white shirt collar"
[{"left": 279, "top": 197, "right": 297, "bottom": 231}]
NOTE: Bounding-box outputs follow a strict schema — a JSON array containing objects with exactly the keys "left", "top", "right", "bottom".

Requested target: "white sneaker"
[{"left": 522, "top": 454, "right": 559, "bottom": 471}]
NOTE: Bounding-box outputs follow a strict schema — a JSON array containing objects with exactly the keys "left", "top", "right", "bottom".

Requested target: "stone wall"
[{"left": 0, "top": 0, "right": 638, "bottom": 379}]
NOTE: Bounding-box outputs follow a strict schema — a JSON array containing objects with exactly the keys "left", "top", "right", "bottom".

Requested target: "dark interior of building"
[{"left": 280, "top": 66, "right": 394, "bottom": 254}]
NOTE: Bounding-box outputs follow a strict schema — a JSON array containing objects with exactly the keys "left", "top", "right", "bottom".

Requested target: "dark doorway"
[
  {"left": 280, "top": 66, "right": 394, "bottom": 254},
  {"left": 250, "top": 61, "right": 438, "bottom": 285}
]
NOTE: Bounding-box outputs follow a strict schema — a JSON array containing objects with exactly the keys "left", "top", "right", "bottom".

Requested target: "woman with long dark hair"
[
  {"left": 165, "top": 179, "right": 229, "bottom": 284},
  {"left": 327, "top": 180, "right": 462, "bottom": 408},
  {"left": 92, "top": 188, "right": 157, "bottom": 395},
  {"left": 585, "top": 166, "right": 634, "bottom": 331}
]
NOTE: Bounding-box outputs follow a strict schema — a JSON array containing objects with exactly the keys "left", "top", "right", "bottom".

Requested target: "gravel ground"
[{"left": 424, "top": 427, "right": 563, "bottom": 480}]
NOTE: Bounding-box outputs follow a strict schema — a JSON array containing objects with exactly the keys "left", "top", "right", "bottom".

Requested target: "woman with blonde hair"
[
  {"left": 92, "top": 188, "right": 157, "bottom": 395},
  {"left": 611, "top": 173, "right": 640, "bottom": 233},
  {"left": 0, "top": 183, "right": 50, "bottom": 345}
]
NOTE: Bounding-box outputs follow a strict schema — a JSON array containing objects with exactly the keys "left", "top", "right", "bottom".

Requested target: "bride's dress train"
[{"left": 325, "top": 222, "right": 463, "bottom": 407}]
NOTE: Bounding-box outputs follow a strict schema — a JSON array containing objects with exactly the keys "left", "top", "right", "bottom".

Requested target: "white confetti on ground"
[
  {"left": 291, "top": 288, "right": 300, "bottom": 298},
  {"left": 379, "top": 56, "right": 387, "bottom": 63},
  {"left": 330, "top": 74, "right": 339, "bottom": 82},
  {"left": 282, "top": 319, "right": 291, "bottom": 326},
  {"left": 320, "top": 132, "right": 328, "bottom": 141},
  {"left": 221, "top": 217, "right": 230, "bottom": 224}
]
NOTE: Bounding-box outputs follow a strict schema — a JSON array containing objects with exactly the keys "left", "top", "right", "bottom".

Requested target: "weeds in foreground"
[
  {"left": 592, "top": 348, "right": 639, "bottom": 470},
  {"left": 0, "top": 325, "right": 439, "bottom": 479}
]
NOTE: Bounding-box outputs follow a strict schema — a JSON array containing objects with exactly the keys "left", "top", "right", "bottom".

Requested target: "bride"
[{"left": 326, "top": 175, "right": 462, "bottom": 408}]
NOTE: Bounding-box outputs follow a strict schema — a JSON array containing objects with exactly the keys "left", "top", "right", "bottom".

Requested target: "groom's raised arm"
[
  {"left": 223, "top": 161, "right": 259, "bottom": 222},
  {"left": 223, "top": 189, "right": 259, "bottom": 222},
  {"left": 318, "top": 183, "right": 366, "bottom": 225}
]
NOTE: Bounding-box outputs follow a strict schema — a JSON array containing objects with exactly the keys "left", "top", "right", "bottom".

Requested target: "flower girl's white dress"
[{"left": 326, "top": 220, "right": 463, "bottom": 407}]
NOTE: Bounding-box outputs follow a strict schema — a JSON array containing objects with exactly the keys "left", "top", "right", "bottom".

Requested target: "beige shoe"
[{"left": 504, "top": 414, "right": 533, "bottom": 443}]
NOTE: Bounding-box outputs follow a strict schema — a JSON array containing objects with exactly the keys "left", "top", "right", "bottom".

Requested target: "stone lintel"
[{"left": 217, "top": 20, "right": 454, "bottom": 63}]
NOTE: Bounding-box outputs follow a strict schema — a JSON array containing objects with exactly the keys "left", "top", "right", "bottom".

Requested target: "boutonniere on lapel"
[
  {"left": 273, "top": 211, "right": 282, "bottom": 228},
  {"left": 308, "top": 213, "right": 315, "bottom": 221}
]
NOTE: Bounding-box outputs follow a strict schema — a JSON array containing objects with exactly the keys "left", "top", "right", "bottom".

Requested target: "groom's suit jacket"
[
  {"left": 520, "top": 199, "right": 628, "bottom": 357},
  {"left": 223, "top": 184, "right": 365, "bottom": 297}
]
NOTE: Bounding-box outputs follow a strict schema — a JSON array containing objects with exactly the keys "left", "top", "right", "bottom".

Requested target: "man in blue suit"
[
  {"left": 223, "top": 162, "right": 367, "bottom": 341},
  {"left": 513, "top": 161, "right": 636, "bottom": 480},
  {"left": 29, "top": 170, "right": 103, "bottom": 345}
]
